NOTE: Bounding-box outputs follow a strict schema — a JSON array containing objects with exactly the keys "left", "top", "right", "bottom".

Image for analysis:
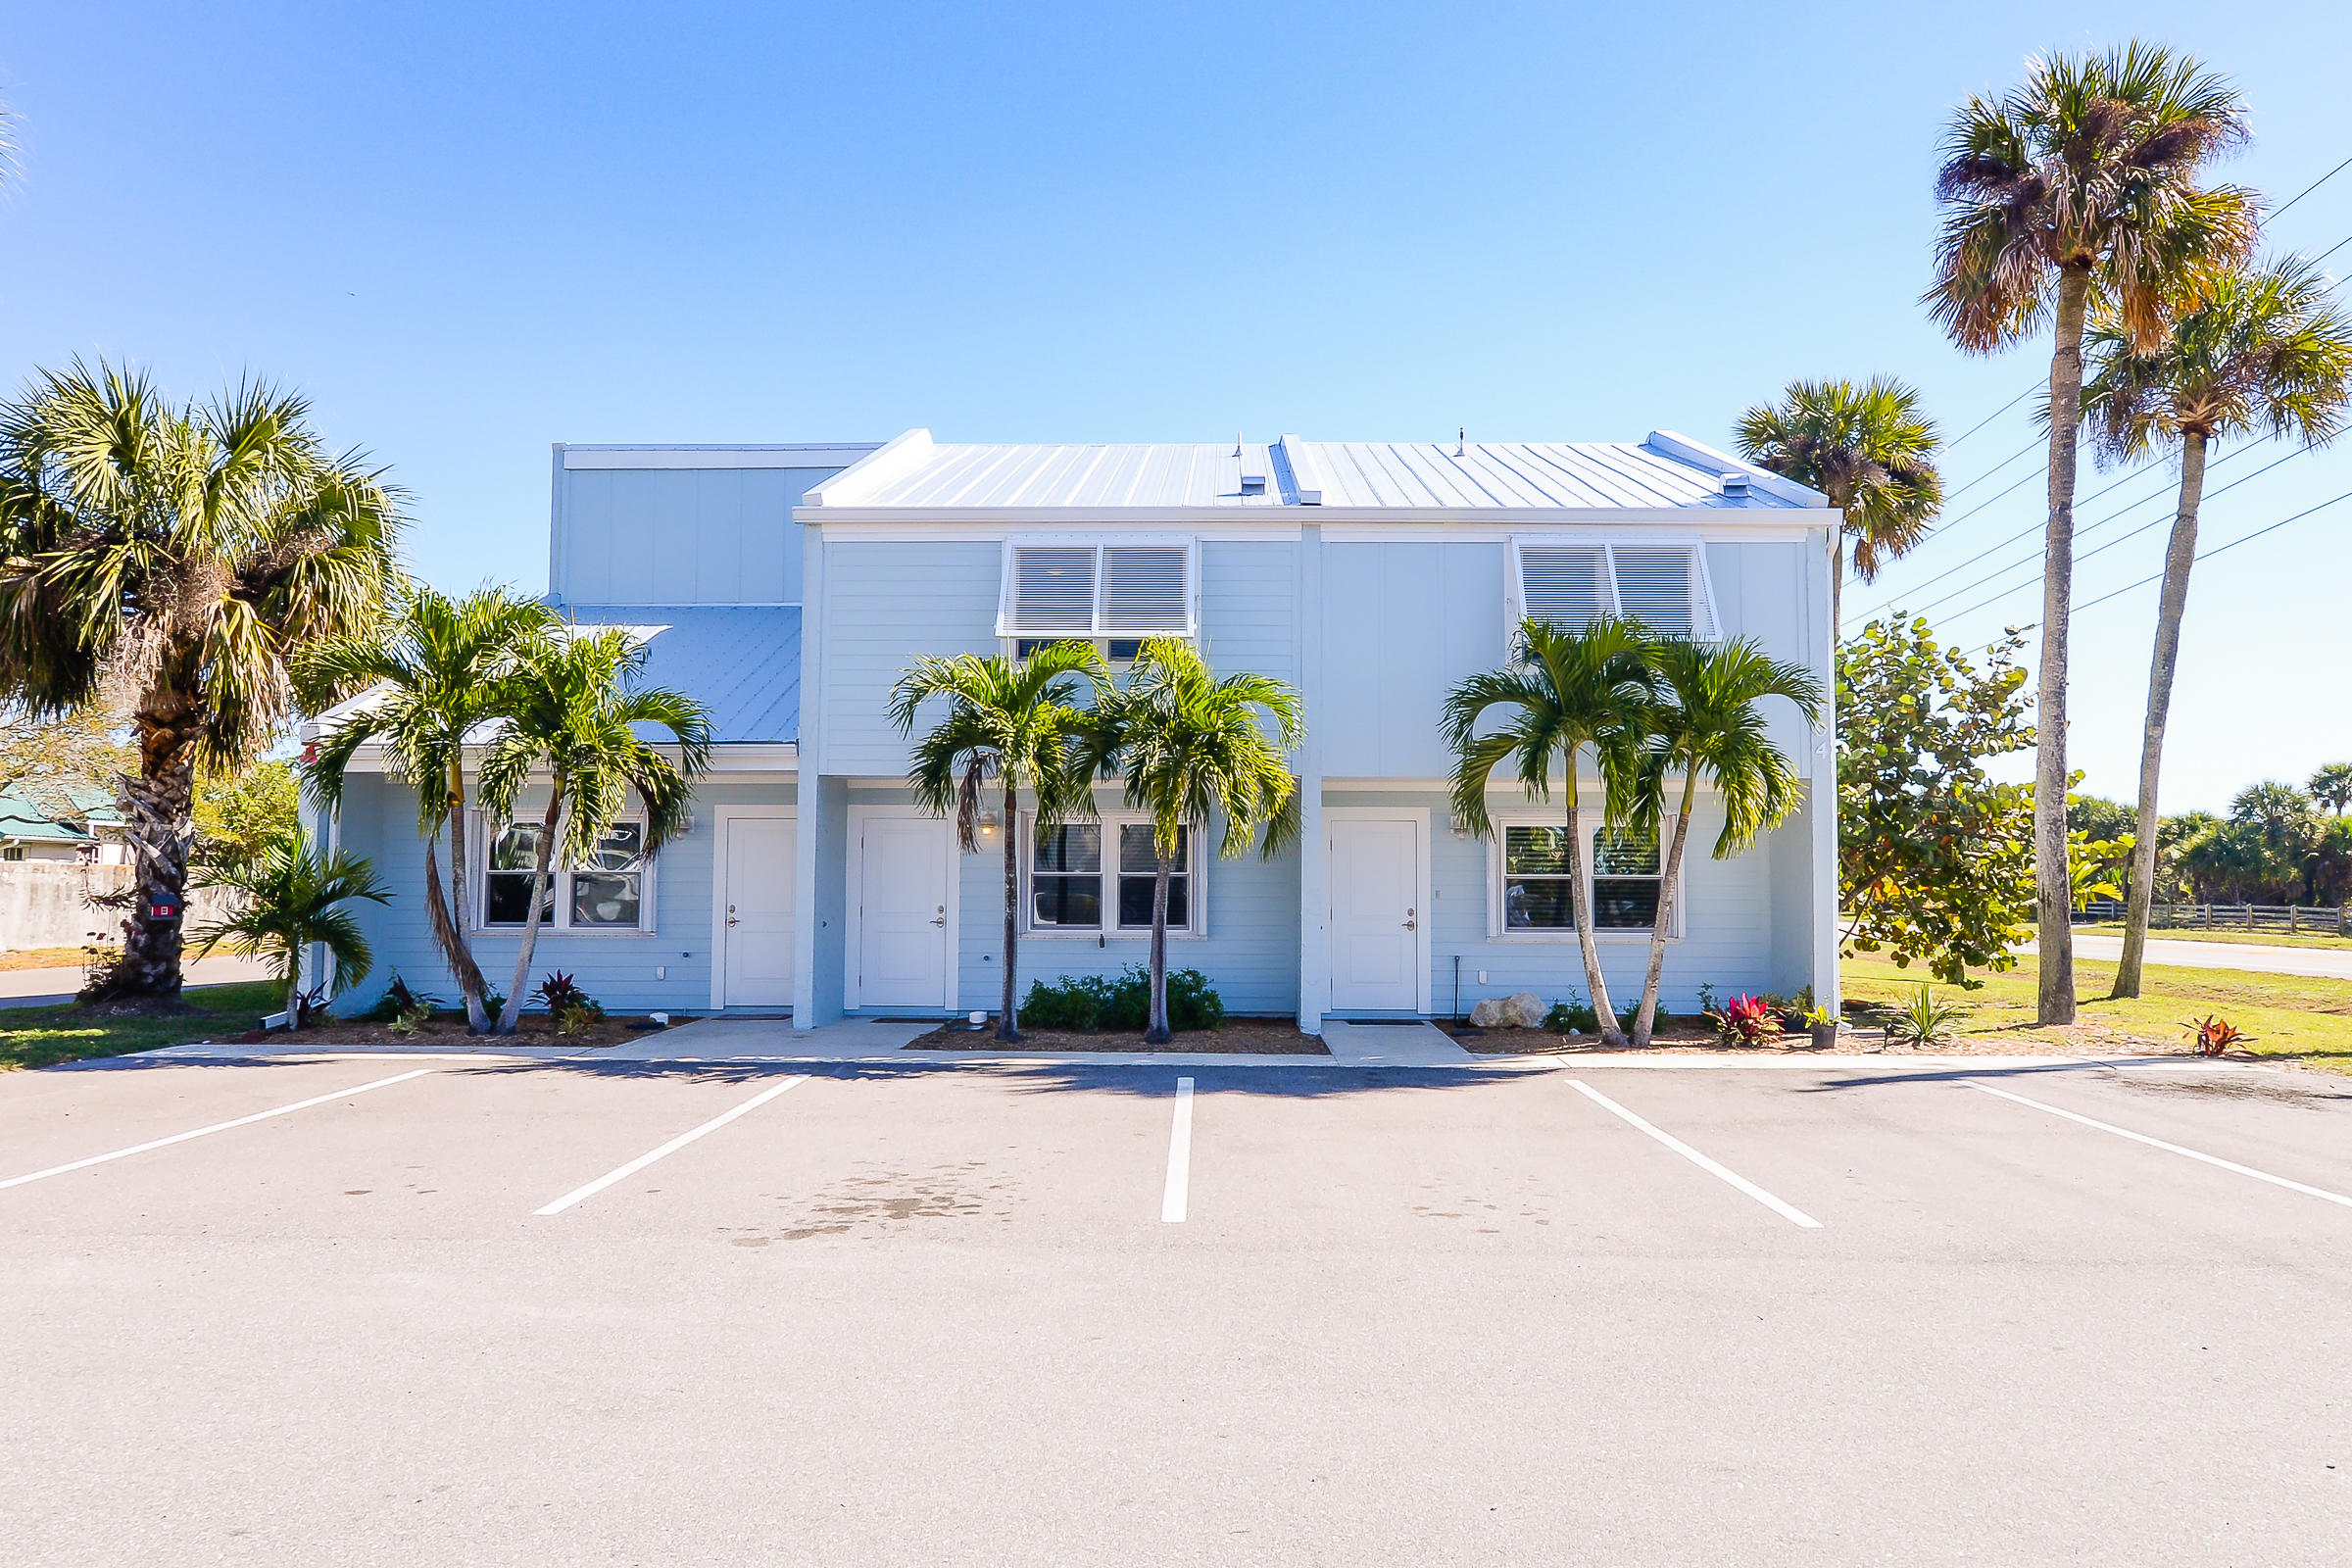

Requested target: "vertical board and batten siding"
[
  {"left": 1198, "top": 540, "right": 1300, "bottom": 684},
  {"left": 328, "top": 771, "right": 797, "bottom": 1016},
  {"left": 1703, "top": 540, "right": 1823, "bottom": 762},
  {"left": 555, "top": 467, "right": 840, "bottom": 607},
  {"left": 817, "top": 540, "right": 1001, "bottom": 775},
  {"left": 1317, "top": 542, "right": 1507, "bottom": 777}
]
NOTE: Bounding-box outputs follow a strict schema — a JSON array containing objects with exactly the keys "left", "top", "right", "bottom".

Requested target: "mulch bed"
[
  {"left": 1443, "top": 1021, "right": 2229, "bottom": 1058},
  {"left": 210, "top": 1012, "right": 660, "bottom": 1051},
  {"left": 906, "top": 1019, "right": 1329, "bottom": 1054}
]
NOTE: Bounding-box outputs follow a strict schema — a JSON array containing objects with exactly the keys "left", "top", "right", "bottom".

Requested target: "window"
[
  {"left": 999, "top": 539, "right": 1197, "bottom": 641},
  {"left": 1591, "top": 824, "right": 1661, "bottom": 928},
  {"left": 1015, "top": 637, "right": 1144, "bottom": 662},
  {"left": 1, "top": 844, "right": 22, "bottom": 862},
  {"left": 1493, "top": 820, "right": 1668, "bottom": 937},
  {"left": 1501, "top": 827, "right": 1576, "bottom": 930},
  {"left": 1511, "top": 540, "right": 1719, "bottom": 638},
  {"left": 1023, "top": 816, "right": 1194, "bottom": 935},
  {"left": 479, "top": 815, "right": 654, "bottom": 932}
]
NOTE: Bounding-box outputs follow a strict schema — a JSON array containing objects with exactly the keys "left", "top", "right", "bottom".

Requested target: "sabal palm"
[
  {"left": 0, "top": 362, "right": 402, "bottom": 1000},
  {"left": 2312, "top": 763, "right": 2352, "bottom": 817},
  {"left": 1734, "top": 377, "right": 1943, "bottom": 632},
  {"left": 2083, "top": 256, "right": 2352, "bottom": 997},
  {"left": 1082, "top": 638, "right": 1302, "bottom": 1045},
  {"left": 301, "top": 585, "right": 555, "bottom": 1031},
  {"left": 1444, "top": 617, "right": 1654, "bottom": 1050},
  {"left": 1623, "top": 638, "right": 1822, "bottom": 1047},
  {"left": 1926, "top": 42, "right": 2257, "bottom": 1026},
  {"left": 890, "top": 642, "right": 1106, "bottom": 1043},
  {"left": 190, "top": 825, "right": 390, "bottom": 1028},
  {"left": 476, "top": 625, "right": 712, "bottom": 1034}
]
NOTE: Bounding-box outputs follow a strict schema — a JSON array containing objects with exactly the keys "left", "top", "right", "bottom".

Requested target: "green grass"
[
  {"left": 1844, "top": 953, "right": 2352, "bottom": 1073},
  {"left": 2074, "top": 921, "right": 2352, "bottom": 951},
  {"left": 0, "top": 981, "right": 282, "bottom": 1072}
]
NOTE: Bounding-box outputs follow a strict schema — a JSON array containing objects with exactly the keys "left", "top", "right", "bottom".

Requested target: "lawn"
[
  {"left": 0, "top": 945, "right": 115, "bottom": 972},
  {"left": 2073, "top": 921, "right": 2352, "bottom": 952},
  {"left": 1842, "top": 953, "right": 2351, "bottom": 1073},
  {"left": 0, "top": 981, "right": 282, "bottom": 1072}
]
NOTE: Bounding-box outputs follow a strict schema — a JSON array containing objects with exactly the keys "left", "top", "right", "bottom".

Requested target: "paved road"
[
  {"left": 2, "top": 1053, "right": 2347, "bottom": 1565},
  {"left": 0, "top": 955, "right": 272, "bottom": 1008},
  {"left": 2030, "top": 932, "right": 2352, "bottom": 981}
]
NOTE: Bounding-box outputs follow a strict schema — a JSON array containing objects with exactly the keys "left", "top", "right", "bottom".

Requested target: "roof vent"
[
  {"left": 1719, "top": 472, "right": 1750, "bottom": 497},
  {"left": 1239, "top": 435, "right": 1266, "bottom": 494}
]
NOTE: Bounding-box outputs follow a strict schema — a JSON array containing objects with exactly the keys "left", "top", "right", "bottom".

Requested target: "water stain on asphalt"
[
  {"left": 2113, "top": 1074, "right": 2352, "bottom": 1108},
  {"left": 728, "top": 1159, "right": 1012, "bottom": 1244}
]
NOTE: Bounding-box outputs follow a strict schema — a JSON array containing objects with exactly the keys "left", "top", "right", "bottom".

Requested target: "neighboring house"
[
  {"left": 0, "top": 781, "right": 127, "bottom": 863},
  {"left": 313, "top": 431, "right": 1838, "bottom": 1029}
]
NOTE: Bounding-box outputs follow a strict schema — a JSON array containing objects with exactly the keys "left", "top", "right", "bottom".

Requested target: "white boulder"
[
  {"left": 1502, "top": 992, "right": 1548, "bottom": 1028},
  {"left": 1468, "top": 996, "right": 1507, "bottom": 1028}
]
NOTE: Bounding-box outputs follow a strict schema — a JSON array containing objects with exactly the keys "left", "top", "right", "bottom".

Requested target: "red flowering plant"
[
  {"left": 1705, "top": 993, "right": 1785, "bottom": 1047},
  {"left": 2186, "top": 1015, "right": 2245, "bottom": 1056}
]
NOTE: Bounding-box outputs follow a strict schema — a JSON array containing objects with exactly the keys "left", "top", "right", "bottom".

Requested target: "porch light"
[{"left": 979, "top": 809, "right": 1000, "bottom": 838}]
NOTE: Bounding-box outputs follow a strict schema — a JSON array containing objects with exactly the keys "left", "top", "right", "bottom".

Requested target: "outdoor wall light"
[{"left": 978, "top": 809, "right": 1001, "bottom": 838}]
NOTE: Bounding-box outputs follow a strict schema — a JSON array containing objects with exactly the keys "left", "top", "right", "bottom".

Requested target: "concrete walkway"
[
  {"left": 0, "top": 955, "right": 273, "bottom": 1009},
  {"left": 2030, "top": 933, "right": 2352, "bottom": 982}
]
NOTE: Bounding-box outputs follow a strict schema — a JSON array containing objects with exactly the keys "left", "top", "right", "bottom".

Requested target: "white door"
[
  {"left": 1328, "top": 817, "right": 1421, "bottom": 1012},
  {"left": 721, "top": 816, "right": 796, "bottom": 1007},
  {"left": 857, "top": 816, "right": 949, "bottom": 1010}
]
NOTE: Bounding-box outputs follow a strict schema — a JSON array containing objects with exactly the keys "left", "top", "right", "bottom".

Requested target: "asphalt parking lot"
[{"left": 3, "top": 1053, "right": 2348, "bottom": 1566}]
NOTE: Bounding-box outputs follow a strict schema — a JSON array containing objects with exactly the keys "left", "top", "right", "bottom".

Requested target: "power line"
[
  {"left": 2270, "top": 152, "right": 2352, "bottom": 221},
  {"left": 1944, "top": 384, "right": 2040, "bottom": 451},
  {"left": 1944, "top": 436, "right": 2044, "bottom": 500}
]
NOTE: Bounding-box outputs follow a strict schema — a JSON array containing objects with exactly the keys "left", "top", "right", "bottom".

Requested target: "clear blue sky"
[{"left": 5, "top": 1, "right": 2348, "bottom": 811}]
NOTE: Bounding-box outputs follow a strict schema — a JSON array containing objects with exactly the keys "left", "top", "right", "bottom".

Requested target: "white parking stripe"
[
  {"left": 1566, "top": 1078, "right": 1823, "bottom": 1229},
  {"left": 0, "top": 1068, "right": 436, "bottom": 1193},
  {"left": 534, "top": 1075, "right": 808, "bottom": 1216},
  {"left": 1161, "top": 1077, "right": 1194, "bottom": 1223},
  {"left": 1965, "top": 1080, "right": 2352, "bottom": 1210}
]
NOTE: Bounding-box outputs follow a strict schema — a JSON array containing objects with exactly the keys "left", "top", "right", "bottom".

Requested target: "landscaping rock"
[
  {"left": 1501, "top": 992, "right": 1547, "bottom": 1028},
  {"left": 1469, "top": 997, "right": 1507, "bottom": 1028}
]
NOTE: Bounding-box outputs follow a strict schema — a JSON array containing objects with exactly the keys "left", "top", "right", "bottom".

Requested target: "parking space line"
[
  {"left": 1965, "top": 1080, "right": 2352, "bottom": 1210},
  {"left": 1161, "top": 1077, "right": 1194, "bottom": 1223},
  {"left": 533, "top": 1074, "right": 809, "bottom": 1216},
  {"left": 0, "top": 1068, "right": 436, "bottom": 1193},
  {"left": 1565, "top": 1078, "right": 1823, "bottom": 1228}
]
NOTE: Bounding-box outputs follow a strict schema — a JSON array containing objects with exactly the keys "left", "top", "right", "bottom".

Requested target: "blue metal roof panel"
[{"left": 558, "top": 606, "right": 802, "bottom": 745}]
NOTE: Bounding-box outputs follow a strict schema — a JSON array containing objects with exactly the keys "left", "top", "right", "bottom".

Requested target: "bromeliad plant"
[
  {"left": 2186, "top": 1014, "right": 2244, "bottom": 1055},
  {"left": 1886, "top": 984, "right": 1965, "bottom": 1051},
  {"left": 1705, "top": 994, "right": 1785, "bottom": 1048}
]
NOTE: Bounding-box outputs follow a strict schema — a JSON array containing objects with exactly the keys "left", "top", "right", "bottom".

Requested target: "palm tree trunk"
[
  {"left": 1634, "top": 772, "right": 1698, "bottom": 1048},
  {"left": 998, "top": 778, "right": 1020, "bottom": 1044},
  {"left": 498, "top": 782, "right": 565, "bottom": 1034},
  {"left": 111, "top": 703, "right": 203, "bottom": 1001},
  {"left": 1565, "top": 769, "right": 1625, "bottom": 1049},
  {"left": 2113, "top": 429, "right": 2209, "bottom": 1000},
  {"left": 1145, "top": 854, "right": 1173, "bottom": 1045},
  {"left": 2034, "top": 263, "right": 2092, "bottom": 1026}
]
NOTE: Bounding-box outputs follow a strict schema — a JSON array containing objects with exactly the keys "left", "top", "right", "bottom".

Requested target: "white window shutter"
[
  {"left": 1515, "top": 543, "right": 1613, "bottom": 629},
  {"left": 1101, "top": 545, "right": 1192, "bottom": 635},
  {"left": 1609, "top": 545, "right": 1718, "bottom": 638},
  {"left": 1004, "top": 545, "right": 1098, "bottom": 634}
]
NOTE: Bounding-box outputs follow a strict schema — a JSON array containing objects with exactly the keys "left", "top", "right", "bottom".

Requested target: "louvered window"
[
  {"left": 1510, "top": 540, "right": 1719, "bottom": 639},
  {"left": 999, "top": 539, "right": 1197, "bottom": 639}
]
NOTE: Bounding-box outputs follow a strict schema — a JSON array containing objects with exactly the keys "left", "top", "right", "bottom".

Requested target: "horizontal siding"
[
  {"left": 820, "top": 540, "right": 1002, "bottom": 776},
  {"left": 559, "top": 467, "right": 839, "bottom": 606}
]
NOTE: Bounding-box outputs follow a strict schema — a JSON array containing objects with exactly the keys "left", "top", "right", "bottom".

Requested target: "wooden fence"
[{"left": 2075, "top": 899, "right": 2350, "bottom": 936}]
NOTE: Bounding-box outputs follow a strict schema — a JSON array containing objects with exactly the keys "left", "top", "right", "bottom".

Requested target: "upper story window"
[
  {"left": 998, "top": 538, "right": 1198, "bottom": 643},
  {"left": 477, "top": 814, "right": 656, "bottom": 933},
  {"left": 1510, "top": 540, "right": 1720, "bottom": 640}
]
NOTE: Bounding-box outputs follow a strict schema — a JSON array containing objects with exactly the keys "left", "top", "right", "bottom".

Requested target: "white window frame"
[
  {"left": 1018, "top": 810, "right": 1207, "bottom": 941},
  {"left": 996, "top": 536, "right": 1200, "bottom": 641},
  {"left": 1485, "top": 813, "right": 1678, "bottom": 943},
  {"left": 471, "top": 809, "right": 660, "bottom": 936},
  {"left": 1507, "top": 537, "right": 1722, "bottom": 640}
]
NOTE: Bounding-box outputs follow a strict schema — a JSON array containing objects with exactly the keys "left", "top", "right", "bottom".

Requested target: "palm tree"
[
  {"left": 0, "top": 362, "right": 402, "bottom": 1001},
  {"left": 476, "top": 625, "right": 713, "bottom": 1035},
  {"left": 189, "top": 825, "right": 390, "bottom": 1029},
  {"left": 1926, "top": 43, "right": 2257, "bottom": 1025},
  {"left": 1623, "top": 637, "right": 1822, "bottom": 1047},
  {"left": 2312, "top": 762, "right": 2352, "bottom": 817},
  {"left": 889, "top": 642, "right": 1104, "bottom": 1044},
  {"left": 1081, "top": 638, "right": 1301, "bottom": 1045},
  {"left": 2082, "top": 256, "right": 2352, "bottom": 996},
  {"left": 301, "top": 585, "right": 555, "bottom": 1032},
  {"left": 1445, "top": 617, "right": 1655, "bottom": 1050},
  {"left": 1734, "top": 377, "right": 1944, "bottom": 632}
]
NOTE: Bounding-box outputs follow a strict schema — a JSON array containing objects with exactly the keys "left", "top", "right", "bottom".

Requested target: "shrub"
[
  {"left": 1886, "top": 984, "right": 1964, "bottom": 1050},
  {"left": 1544, "top": 998, "right": 1599, "bottom": 1033},
  {"left": 1705, "top": 994, "right": 1784, "bottom": 1047},
  {"left": 2186, "top": 1014, "right": 2244, "bottom": 1056},
  {"left": 1021, "top": 965, "right": 1225, "bottom": 1032}
]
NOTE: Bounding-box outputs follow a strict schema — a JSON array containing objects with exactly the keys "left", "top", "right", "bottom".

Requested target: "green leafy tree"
[
  {"left": 889, "top": 642, "right": 1105, "bottom": 1044},
  {"left": 1734, "top": 376, "right": 1943, "bottom": 632},
  {"left": 193, "top": 760, "right": 299, "bottom": 872},
  {"left": 0, "top": 701, "right": 130, "bottom": 797},
  {"left": 2179, "top": 781, "right": 2326, "bottom": 904},
  {"left": 1623, "top": 637, "right": 1822, "bottom": 1047},
  {"left": 1082, "top": 639, "right": 1302, "bottom": 1045},
  {"left": 1446, "top": 617, "right": 1655, "bottom": 1048},
  {"left": 2308, "top": 762, "right": 2352, "bottom": 816},
  {"left": 0, "top": 363, "right": 402, "bottom": 1001},
  {"left": 477, "top": 626, "right": 713, "bottom": 1036},
  {"left": 189, "top": 825, "right": 389, "bottom": 1028},
  {"left": 2082, "top": 255, "right": 2352, "bottom": 993},
  {"left": 1838, "top": 617, "right": 2036, "bottom": 984},
  {"left": 1927, "top": 42, "right": 2257, "bottom": 1024},
  {"left": 301, "top": 586, "right": 555, "bottom": 1032}
]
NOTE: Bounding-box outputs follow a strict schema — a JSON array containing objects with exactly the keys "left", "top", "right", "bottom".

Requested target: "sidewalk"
[{"left": 2030, "top": 933, "right": 2352, "bottom": 982}]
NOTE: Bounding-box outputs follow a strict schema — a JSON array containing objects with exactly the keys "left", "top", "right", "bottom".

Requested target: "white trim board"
[{"left": 562, "top": 445, "right": 881, "bottom": 470}]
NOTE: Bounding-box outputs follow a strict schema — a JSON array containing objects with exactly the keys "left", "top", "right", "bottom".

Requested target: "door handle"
[
  {"left": 728, "top": 915, "right": 741, "bottom": 927},
  {"left": 1403, "top": 919, "right": 1416, "bottom": 931},
  {"left": 930, "top": 916, "right": 947, "bottom": 927}
]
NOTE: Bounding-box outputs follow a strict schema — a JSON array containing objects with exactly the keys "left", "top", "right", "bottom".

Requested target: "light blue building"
[{"left": 315, "top": 429, "right": 1839, "bottom": 1031}]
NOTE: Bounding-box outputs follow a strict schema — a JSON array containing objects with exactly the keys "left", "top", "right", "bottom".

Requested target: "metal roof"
[
  {"left": 805, "top": 429, "right": 1827, "bottom": 514},
  {"left": 560, "top": 606, "right": 802, "bottom": 745},
  {"left": 0, "top": 786, "right": 98, "bottom": 842}
]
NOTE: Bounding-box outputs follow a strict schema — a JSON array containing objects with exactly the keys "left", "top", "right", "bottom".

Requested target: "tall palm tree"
[
  {"left": 1734, "top": 376, "right": 1944, "bottom": 632},
  {"left": 1082, "top": 639, "right": 1301, "bottom": 1045},
  {"left": 1445, "top": 617, "right": 1655, "bottom": 1050},
  {"left": 189, "top": 824, "right": 389, "bottom": 1029},
  {"left": 301, "top": 585, "right": 554, "bottom": 1032},
  {"left": 1926, "top": 43, "right": 2257, "bottom": 1025},
  {"left": 1623, "top": 637, "right": 1822, "bottom": 1048},
  {"left": 889, "top": 642, "right": 1104, "bottom": 1044},
  {"left": 2083, "top": 256, "right": 2352, "bottom": 997},
  {"left": 476, "top": 625, "right": 712, "bottom": 1035},
  {"left": 0, "top": 362, "right": 402, "bottom": 1001},
  {"left": 2311, "top": 762, "right": 2352, "bottom": 817}
]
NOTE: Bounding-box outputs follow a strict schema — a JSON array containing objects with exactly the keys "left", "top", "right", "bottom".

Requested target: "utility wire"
[
  {"left": 1944, "top": 435, "right": 2044, "bottom": 499},
  {"left": 1943, "top": 385, "right": 2040, "bottom": 452},
  {"left": 2270, "top": 153, "right": 2352, "bottom": 221}
]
